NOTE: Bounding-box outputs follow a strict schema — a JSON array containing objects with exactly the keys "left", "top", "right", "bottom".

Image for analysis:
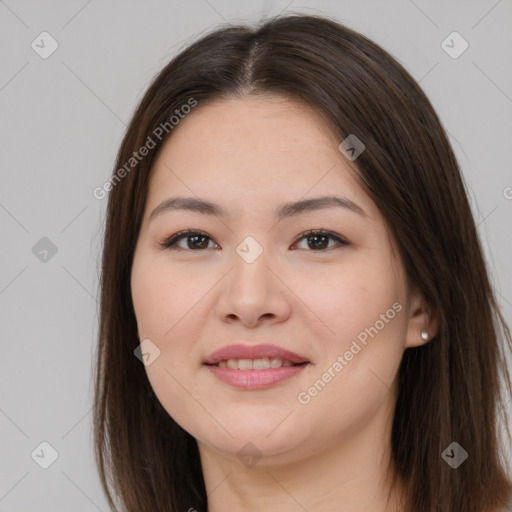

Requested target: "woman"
[{"left": 93, "top": 13, "right": 512, "bottom": 512}]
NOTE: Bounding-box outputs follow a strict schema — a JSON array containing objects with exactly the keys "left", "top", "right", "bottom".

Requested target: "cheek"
[
  {"left": 295, "top": 255, "right": 406, "bottom": 350},
  {"left": 295, "top": 284, "right": 406, "bottom": 445},
  {"left": 131, "top": 260, "right": 213, "bottom": 433},
  {"left": 131, "top": 270, "right": 169, "bottom": 338},
  {"left": 131, "top": 257, "right": 207, "bottom": 340},
  {"left": 294, "top": 257, "right": 407, "bottom": 414},
  {"left": 131, "top": 256, "right": 216, "bottom": 378}
]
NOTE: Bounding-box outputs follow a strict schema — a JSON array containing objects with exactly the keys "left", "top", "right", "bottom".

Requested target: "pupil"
[
  {"left": 188, "top": 235, "right": 208, "bottom": 249},
  {"left": 309, "top": 235, "right": 328, "bottom": 250}
]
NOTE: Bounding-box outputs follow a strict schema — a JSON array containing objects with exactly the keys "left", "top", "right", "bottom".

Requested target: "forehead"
[
  {"left": 146, "top": 95, "right": 375, "bottom": 220},
  {"left": 157, "top": 95, "right": 340, "bottom": 165}
]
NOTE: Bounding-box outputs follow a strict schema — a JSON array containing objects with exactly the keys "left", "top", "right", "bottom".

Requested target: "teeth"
[
  {"left": 253, "top": 358, "right": 270, "bottom": 370},
  {"left": 271, "top": 357, "right": 282, "bottom": 368},
  {"left": 216, "top": 358, "right": 298, "bottom": 369},
  {"left": 238, "top": 359, "right": 253, "bottom": 370}
]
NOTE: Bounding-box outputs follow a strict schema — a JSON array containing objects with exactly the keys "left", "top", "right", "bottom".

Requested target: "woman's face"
[{"left": 131, "top": 95, "right": 423, "bottom": 465}]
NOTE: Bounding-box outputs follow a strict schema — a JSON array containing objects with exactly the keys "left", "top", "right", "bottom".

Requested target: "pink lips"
[
  {"left": 204, "top": 343, "right": 309, "bottom": 365},
  {"left": 204, "top": 343, "right": 310, "bottom": 390}
]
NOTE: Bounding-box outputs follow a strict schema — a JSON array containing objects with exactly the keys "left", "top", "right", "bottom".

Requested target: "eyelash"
[{"left": 159, "top": 229, "right": 349, "bottom": 252}]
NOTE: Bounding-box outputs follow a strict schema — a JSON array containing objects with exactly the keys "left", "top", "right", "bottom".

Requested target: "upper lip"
[{"left": 204, "top": 343, "right": 310, "bottom": 365}]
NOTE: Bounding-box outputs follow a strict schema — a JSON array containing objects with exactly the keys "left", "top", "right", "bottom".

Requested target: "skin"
[{"left": 130, "top": 95, "right": 438, "bottom": 512}]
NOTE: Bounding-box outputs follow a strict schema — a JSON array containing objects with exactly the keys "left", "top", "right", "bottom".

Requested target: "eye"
[
  {"left": 160, "top": 229, "right": 349, "bottom": 252},
  {"left": 160, "top": 230, "right": 219, "bottom": 251},
  {"left": 292, "top": 229, "right": 349, "bottom": 251}
]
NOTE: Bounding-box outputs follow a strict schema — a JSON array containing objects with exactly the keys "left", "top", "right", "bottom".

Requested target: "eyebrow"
[{"left": 148, "top": 195, "right": 367, "bottom": 222}]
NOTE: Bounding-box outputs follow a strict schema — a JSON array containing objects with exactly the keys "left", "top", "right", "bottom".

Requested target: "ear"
[{"left": 405, "top": 286, "right": 440, "bottom": 348}]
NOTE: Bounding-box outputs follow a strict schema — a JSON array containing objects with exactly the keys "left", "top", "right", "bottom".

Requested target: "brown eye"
[
  {"left": 161, "top": 230, "right": 218, "bottom": 250},
  {"left": 293, "top": 230, "right": 349, "bottom": 251}
]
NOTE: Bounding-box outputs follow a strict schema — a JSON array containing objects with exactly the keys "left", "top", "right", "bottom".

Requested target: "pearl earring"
[{"left": 421, "top": 330, "right": 429, "bottom": 341}]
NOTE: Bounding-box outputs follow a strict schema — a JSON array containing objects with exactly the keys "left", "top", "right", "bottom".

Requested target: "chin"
[{"left": 194, "top": 422, "right": 310, "bottom": 464}]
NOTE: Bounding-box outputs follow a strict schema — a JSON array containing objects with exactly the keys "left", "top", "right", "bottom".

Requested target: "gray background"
[{"left": 1, "top": 1, "right": 511, "bottom": 510}]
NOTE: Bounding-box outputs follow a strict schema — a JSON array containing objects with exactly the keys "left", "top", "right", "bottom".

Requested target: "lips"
[
  {"left": 204, "top": 343, "right": 310, "bottom": 366},
  {"left": 204, "top": 343, "right": 311, "bottom": 390}
]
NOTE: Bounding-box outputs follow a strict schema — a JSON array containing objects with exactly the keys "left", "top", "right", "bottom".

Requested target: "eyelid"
[{"left": 160, "top": 228, "right": 350, "bottom": 251}]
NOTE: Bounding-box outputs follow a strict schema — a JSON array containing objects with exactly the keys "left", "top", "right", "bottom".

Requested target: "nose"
[{"left": 214, "top": 243, "right": 292, "bottom": 328}]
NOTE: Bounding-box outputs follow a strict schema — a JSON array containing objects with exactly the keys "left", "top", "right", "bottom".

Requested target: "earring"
[{"left": 421, "top": 330, "right": 429, "bottom": 341}]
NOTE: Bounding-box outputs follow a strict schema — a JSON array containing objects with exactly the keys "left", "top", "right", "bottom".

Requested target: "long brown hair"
[{"left": 93, "top": 13, "right": 512, "bottom": 512}]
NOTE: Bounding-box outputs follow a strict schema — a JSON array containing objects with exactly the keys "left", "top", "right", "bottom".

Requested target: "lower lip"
[{"left": 205, "top": 364, "right": 309, "bottom": 390}]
